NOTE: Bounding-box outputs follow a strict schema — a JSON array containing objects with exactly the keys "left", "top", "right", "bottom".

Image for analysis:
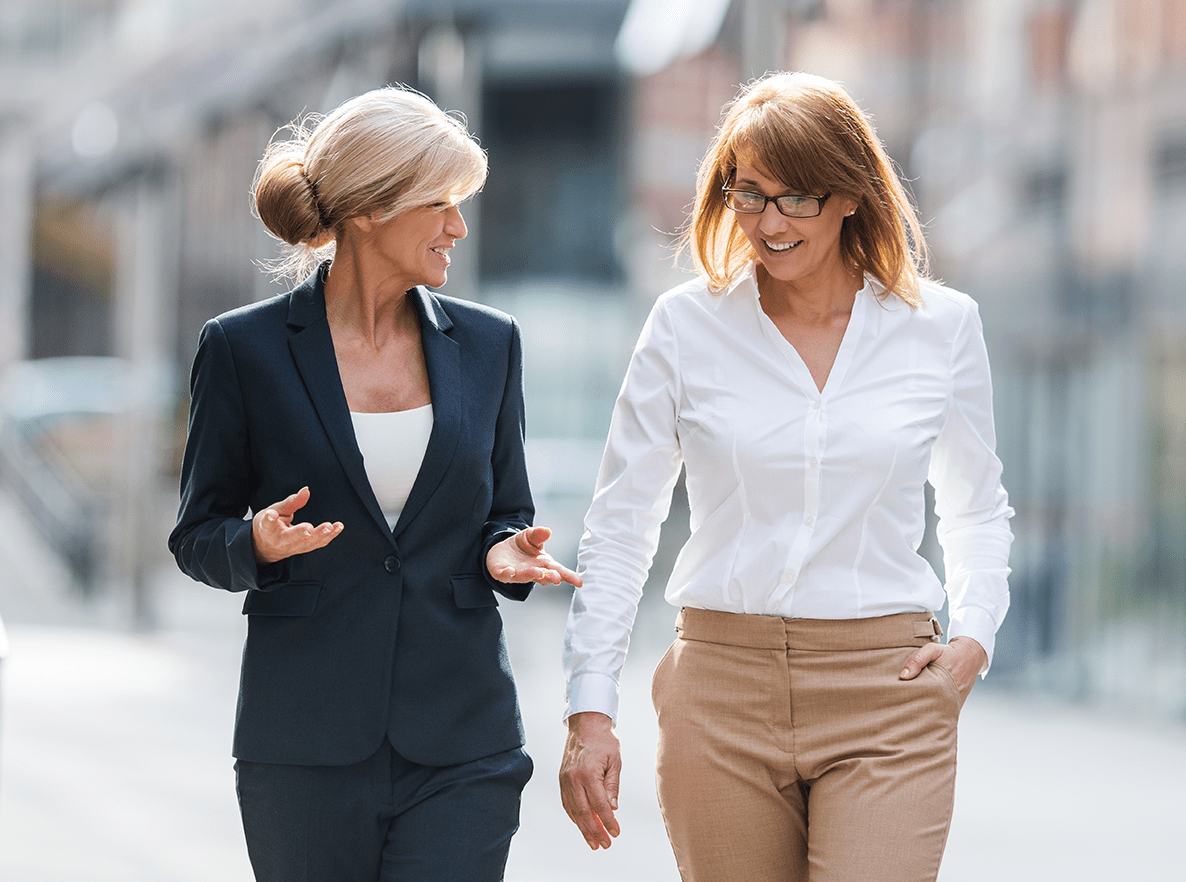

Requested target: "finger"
[
  {"left": 558, "top": 768, "right": 598, "bottom": 843},
  {"left": 490, "top": 564, "right": 516, "bottom": 582},
  {"left": 899, "top": 643, "right": 942, "bottom": 680},
  {"left": 603, "top": 754, "right": 622, "bottom": 818},
  {"left": 518, "top": 525, "right": 551, "bottom": 553},
  {"left": 285, "top": 520, "right": 343, "bottom": 550},
  {"left": 568, "top": 782, "right": 614, "bottom": 849},
  {"left": 271, "top": 486, "right": 311, "bottom": 518},
  {"left": 492, "top": 564, "right": 559, "bottom": 585},
  {"left": 533, "top": 565, "right": 564, "bottom": 586},
  {"left": 266, "top": 521, "right": 342, "bottom": 559},
  {"left": 583, "top": 778, "right": 619, "bottom": 846},
  {"left": 548, "top": 560, "right": 582, "bottom": 588},
  {"left": 254, "top": 508, "right": 289, "bottom": 545},
  {"left": 300, "top": 521, "right": 344, "bottom": 550}
]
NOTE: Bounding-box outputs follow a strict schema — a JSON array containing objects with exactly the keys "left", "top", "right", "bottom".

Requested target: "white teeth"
[{"left": 765, "top": 239, "right": 800, "bottom": 252}]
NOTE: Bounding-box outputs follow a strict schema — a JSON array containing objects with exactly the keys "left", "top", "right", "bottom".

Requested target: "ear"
[{"left": 346, "top": 213, "right": 378, "bottom": 234}]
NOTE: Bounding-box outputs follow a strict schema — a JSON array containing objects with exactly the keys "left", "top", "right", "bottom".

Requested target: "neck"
[
  {"left": 324, "top": 240, "right": 418, "bottom": 347},
  {"left": 756, "top": 261, "right": 862, "bottom": 323}
]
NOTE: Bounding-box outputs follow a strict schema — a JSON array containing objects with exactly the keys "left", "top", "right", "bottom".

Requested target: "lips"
[
  {"left": 431, "top": 246, "right": 451, "bottom": 264},
  {"left": 763, "top": 238, "right": 802, "bottom": 253}
]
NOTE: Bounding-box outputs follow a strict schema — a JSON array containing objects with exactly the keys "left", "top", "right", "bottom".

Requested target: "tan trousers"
[{"left": 651, "top": 607, "right": 960, "bottom": 882}]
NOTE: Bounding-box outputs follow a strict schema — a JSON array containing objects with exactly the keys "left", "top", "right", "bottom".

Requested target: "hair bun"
[{"left": 253, "top": 145, "right": 327, "bottom": 246}]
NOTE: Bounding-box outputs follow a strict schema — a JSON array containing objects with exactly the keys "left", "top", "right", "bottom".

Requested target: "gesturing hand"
[
  {"left": 251, "top": 486, "right": 343, "bottom": 564},
  {"left": 485, "top": 526, "right": 582, "bottom": 587}
]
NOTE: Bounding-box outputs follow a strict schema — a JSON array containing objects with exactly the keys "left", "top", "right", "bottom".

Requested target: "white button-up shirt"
[{"left": 563, "top": 264, "right": 1014, "bottom": 721}]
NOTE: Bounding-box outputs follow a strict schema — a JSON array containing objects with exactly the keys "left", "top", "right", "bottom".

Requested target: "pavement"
[{"left": 1, "top": 491, "right": 1184, "bottom": 881}]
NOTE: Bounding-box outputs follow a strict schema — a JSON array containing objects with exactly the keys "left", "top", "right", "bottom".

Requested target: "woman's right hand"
[
  {"left": 559, "top": 712, "right": 622, "bottom": 850},
  {"left": 251, "top": 486, "right": 343, "bottom": 564}
]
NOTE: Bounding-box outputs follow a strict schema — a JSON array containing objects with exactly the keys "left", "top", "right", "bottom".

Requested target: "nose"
[
  {"left": 445, "top": 204, "right": 467, "bottom": 240},
  {"left": 757, "top": 200, "right": 788, "bottom": 234}
]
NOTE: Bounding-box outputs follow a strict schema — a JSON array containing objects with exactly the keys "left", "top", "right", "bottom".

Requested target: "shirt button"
[
  {"left": 812, "top": 400, "right": 821, "bottom": 410},
  {"left": 384, "top": 555, "right": 401, "bottom": 574},
  {"left": 804, "top": 515, "right": 815, "bottom": 526},
  {"left": 784, "top": 570, "right": 797, "bottom": 583},
  {"left": 809, "top": 457, "right": 819, "bottom": 468}
]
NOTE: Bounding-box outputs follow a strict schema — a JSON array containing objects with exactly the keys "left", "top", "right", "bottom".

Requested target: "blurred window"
[
  {"left": 1153, "top": 132, "right": 1186, "bottom": 188},
  {"left": 1020, "top": 165, "right": 1068, "bottom": 215},
  {"left": 479, "top": 79, "right": 623, "bottom": 283}
]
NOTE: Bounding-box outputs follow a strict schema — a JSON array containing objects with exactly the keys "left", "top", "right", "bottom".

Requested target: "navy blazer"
[{"left": 169, "top": 265, "right": 535, "bottom": 767}]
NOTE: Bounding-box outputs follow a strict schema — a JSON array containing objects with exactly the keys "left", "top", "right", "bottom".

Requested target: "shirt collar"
[
  {"left": 721, "top": 260, "right": 760, "bottom": 299},
  {"left": 725, "top": 260, "right": 878, "bottom": 304}
]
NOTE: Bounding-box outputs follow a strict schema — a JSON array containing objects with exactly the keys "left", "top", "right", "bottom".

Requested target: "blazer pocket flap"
[
  {"left": 242, "top": 581, "right": 322, "bottom": 617},
  {"left": 452, "top": 575, "right": 499, "bottom": 609}
]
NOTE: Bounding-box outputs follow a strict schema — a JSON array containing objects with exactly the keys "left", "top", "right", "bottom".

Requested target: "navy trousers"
[{"left": 235, "top": 740, "right": 533, "bottom": 882}]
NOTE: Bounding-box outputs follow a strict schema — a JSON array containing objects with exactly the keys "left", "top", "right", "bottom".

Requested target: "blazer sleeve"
[
  {"left": 480, "top": 317, "right": 535, "bottom": 599},
  {"left": 168, "top": 318, "right": 288, "bottom": 593}
]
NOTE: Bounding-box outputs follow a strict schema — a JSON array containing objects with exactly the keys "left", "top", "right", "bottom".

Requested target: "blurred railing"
[
  {"left": 0, "top": 357, "right": 167, "bottom": 595},
  {"left": 0, "top": 411, "right": 100, "bottom": 590}
]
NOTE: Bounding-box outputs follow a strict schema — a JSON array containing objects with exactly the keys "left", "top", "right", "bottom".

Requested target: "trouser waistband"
[{"left": 675, "top": 606, "right": 942, "bottom": 651}]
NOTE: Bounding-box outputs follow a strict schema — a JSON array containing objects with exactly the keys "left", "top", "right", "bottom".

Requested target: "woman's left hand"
[
  {"left": 486, "top": 526, "right": 582, "bottom": 587},
  {"left": 899, "top": 636, "right": 987, "bottom": 708}
]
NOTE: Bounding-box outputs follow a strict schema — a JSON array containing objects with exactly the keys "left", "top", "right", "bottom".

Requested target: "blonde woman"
[
  {"left": 560, "top": 72, "right": 1012, "bottom": 882},
  {"left": 170, "top": 86, "right": 579, "bottom": 882}
]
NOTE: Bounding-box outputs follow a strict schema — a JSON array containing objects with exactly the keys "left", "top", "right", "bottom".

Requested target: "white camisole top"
[{"left": 350, "top": 404, "right": 434, "bottom": 529}]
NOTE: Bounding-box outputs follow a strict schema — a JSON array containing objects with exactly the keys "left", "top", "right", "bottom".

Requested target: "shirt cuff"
[
  {"left": 946, "top": 605, "right": 998, "bottom": 677},
  {"left": 564, "top": 671, "right": 621, "bottom": 724}
]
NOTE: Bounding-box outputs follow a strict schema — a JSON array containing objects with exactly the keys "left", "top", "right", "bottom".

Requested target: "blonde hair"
[
  {"left": 681, "top": 71, "right": 927, "bottom": 307},
  {"left": 253, "top": 85, "right": 487, "bottom": 280}
]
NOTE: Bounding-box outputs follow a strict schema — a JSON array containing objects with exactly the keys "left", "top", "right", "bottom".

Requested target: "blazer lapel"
[
  {"left": 392, "top": 287, "right": 460, "bottom": 538},
  {"left": 286, "top": 267, "right": 395, "bottom": 544}
]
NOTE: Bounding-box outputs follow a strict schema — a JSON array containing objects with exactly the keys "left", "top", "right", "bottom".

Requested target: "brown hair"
[
  {"left": 681, "top": 71, "right": 927, "bottom": 307},
  {"left": 253, "top": 85, "right": 487, "bottom": 280}
]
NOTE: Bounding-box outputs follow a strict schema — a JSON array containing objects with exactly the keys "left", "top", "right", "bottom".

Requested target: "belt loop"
[{"left": 913, "top": 615, "right": 943, "bottom": 640}]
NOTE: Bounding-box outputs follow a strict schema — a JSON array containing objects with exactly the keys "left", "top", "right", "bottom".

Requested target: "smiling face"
[
  {"left": 730, "top": 158, "right": 857, "bottom": 298},
  {"left": 364, "top": 199, "right": 468, "bottom": 291}
]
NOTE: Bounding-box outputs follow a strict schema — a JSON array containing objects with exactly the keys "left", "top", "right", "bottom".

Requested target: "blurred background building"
[{"left": 2, "top": 0, "right": 1185, "bottom": 716}]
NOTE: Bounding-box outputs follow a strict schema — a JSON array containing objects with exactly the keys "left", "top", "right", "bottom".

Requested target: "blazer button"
[{"left": 384, "top": 555, "right": 401, "bottom": 574}]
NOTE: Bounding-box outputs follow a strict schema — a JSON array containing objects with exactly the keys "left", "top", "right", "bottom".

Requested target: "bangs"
[
  {"left": 723, "top": 81, "right": 864, "bottom": 198},
  {"left": 375, "top": 130, "right": 488, "bottom": 220},
  {"left": 731, "top": 114, "right": 830, "bottom": 194},
  {"left": 442, "top": 141, "right": 488, "bottom": 200}
]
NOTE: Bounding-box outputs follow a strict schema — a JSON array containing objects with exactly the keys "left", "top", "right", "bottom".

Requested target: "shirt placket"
[{"left": 766, "top": 393, "right": 825, "bottom": 613}]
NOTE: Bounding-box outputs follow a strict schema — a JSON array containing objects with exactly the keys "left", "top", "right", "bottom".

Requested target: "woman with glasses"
[{"left": 559, "top": 71, "right": 1012, "bottom": 882}]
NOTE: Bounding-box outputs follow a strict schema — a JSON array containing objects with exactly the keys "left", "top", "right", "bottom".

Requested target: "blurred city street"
[
  {"left": 3, "top": 1, "right": 1186, "bottom": 879},
  {"left": 1, "top": 488, "right": 1184, "bottom": 882}
]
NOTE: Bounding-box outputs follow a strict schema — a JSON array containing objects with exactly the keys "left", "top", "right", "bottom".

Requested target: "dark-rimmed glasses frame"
[{"left": 722, "top": 188, "right": 831, "bottom": 218}]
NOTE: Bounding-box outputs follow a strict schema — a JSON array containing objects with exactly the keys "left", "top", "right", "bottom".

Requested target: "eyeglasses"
[{"left": 722, "top": 188, "right": 831, "bottom": 218}]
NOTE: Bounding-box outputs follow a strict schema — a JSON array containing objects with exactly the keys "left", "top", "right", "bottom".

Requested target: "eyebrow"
[{"left": 733, "top": 177, "right": 802, "bottom": 196}]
